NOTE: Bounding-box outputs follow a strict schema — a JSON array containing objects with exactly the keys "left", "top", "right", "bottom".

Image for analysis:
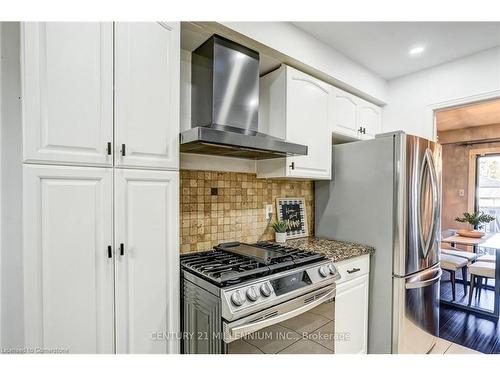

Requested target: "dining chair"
[
  {"left": 440, "top": 240, "right": 479, "bottom": 298},
  {"left": 441, "top": 247, "right": 479, "bottom": 263},
  {"left": 468, "top": 261, "right": 496, "bottom": 306},
  {"left": 476, "top": 254, "right": 496, "bottom": 263},
  {"left": 440, "top": 253, "right": 469, "bottom": 300}
]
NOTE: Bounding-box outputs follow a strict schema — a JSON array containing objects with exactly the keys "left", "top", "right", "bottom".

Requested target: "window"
[{"left": 476, "top": 154, "right": 500, "bottom": 233}]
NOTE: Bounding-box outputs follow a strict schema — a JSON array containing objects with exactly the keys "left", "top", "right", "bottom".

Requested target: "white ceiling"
[{"left": 292, "top": 22, "right": 500, "bottom": 80}]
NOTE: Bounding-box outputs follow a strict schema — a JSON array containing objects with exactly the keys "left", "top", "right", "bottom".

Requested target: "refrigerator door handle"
[
  {"left": 405, "top": 267, "right": 442, "bottom": 289},
  {"left": 418, "top": 148, "right": 439, "bottom": 257}
]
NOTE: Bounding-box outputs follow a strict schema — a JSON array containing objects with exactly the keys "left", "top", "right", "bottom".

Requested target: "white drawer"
[{"left": 334, "top": 254, "right": 370, "bottom": 284}]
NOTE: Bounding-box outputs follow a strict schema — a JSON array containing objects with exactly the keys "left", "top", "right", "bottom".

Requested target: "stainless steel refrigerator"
[{"left": 315, "top": 131, "right": 442, "bottom": 354}]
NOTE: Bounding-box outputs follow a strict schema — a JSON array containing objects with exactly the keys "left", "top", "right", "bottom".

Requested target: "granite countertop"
[{"left": 279, "top": 237, "right": 374, "bottom": 263}]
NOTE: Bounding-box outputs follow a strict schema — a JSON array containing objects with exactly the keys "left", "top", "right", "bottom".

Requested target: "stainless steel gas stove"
[{"left": 181, "top": 242, "right": 340, "bottom": 354}]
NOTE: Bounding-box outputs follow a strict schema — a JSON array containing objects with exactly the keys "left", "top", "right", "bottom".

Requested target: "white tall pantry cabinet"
[{"left": 21, "top": 22, "right": 180, "bottom": 354}]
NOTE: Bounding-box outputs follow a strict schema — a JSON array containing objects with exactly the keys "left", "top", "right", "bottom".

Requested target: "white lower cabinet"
[
  {"left": 23, "top": 165, "right": 179, "bottom": 354},
  {"left": 23, "top": 165, "right": 115, "bottom": 353},
  {"left": 114, "top": 169, "right": 179, "bottom": 354},
  {"left": 334, "top": 255, "right": 370, "bottom": 354}
]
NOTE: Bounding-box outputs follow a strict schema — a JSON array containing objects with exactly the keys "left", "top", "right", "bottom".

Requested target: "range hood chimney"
[{"left": 180, "top": 35, "right": 307, "bottom": 159}]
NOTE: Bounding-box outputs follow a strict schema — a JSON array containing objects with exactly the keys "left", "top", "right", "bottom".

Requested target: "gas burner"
[
  {"left": 218, "top": 271, "right": 241, "bottom": 285},
  {"left": 181, "top": 242, "right": 325, "bottom": 287}
]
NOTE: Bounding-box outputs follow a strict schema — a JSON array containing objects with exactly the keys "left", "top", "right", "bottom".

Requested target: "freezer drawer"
[{"left": 392, "top": 264, "right": 441, "bottom": 354}]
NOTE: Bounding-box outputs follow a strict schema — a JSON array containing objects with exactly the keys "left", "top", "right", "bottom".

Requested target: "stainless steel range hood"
[{"left": 180, "top": 35, "right": 308, "bottom": 159}]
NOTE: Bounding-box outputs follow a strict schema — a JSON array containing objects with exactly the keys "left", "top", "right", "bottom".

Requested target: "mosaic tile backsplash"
[{"left": 180, "top": 170, "right": 315, "bottom": 253}]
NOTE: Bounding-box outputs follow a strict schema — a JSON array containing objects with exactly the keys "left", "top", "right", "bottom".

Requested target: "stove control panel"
[
  {"left": 223, "top": 261, "right": 340, "bottom": 315},
  {"left": 229, "top": 281, "right": 273, "bottom": 307}
]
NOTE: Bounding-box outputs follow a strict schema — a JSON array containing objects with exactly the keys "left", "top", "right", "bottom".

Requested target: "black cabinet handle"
[
  {"left": 121, "top": 144, "right": 126, "bottom": 156},
  {"left": 120, "top": 243, "right": 125, "bottom": 256},
  {"left": 289, "top": 162, "right": 295, "bottom": 170},
  {"left": 358, "top": 126, "right": 362, "bottom": 133},
  {"left": 362, "top": 128, "right": 366, "bottom": 134},
  {"left": 347, "top": 267, "right": 361, "bottom": 274},
  {"left": 107, "top": 142, "right": 112, "bottom": 155},
  {"left": 107, "top": 245, "right": 112, "bottom": 259}
]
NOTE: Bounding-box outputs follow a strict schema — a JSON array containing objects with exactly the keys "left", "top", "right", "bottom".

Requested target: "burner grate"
[{"left": 181, "top": 242, "right": 325, "bottom": 287}]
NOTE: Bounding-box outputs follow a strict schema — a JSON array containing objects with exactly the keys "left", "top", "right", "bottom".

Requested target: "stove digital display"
[{"left": 270, "top": 271, "right": 312, "bottom": 296}]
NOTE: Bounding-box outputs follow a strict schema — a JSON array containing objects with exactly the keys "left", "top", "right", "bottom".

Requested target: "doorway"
[{"left": 435, "top": 98, "right": 500, "bottom": 354}]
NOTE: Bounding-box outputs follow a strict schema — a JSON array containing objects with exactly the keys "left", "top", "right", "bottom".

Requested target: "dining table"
[{"left": 441, "top": 232, "right": 500, "bottom": 319}]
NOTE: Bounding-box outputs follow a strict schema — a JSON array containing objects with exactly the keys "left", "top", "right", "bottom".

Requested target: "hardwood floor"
[{"left": 439, "top": 275, "right": 500, "bottom": 353}]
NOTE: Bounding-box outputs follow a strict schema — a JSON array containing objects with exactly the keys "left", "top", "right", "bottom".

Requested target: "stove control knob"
[
  {"left": 246, "top": 287, "right": 259, "bottom": 302},
  {"left": 319, "top": 266, "right": 329, "bottom": 278},
  {"left": 328, "top": 264, "right": 337, "bottom": 275},
  {"left": 231, "top": 291, "right": 245, "bottom": 307},
  {"left": 260, "top": 283, "right": 272, "bottom": 297}
]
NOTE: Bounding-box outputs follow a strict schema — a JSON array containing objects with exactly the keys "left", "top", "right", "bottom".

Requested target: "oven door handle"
[{"left": 228, "top": 287, "right": 335, "bottom": 340}]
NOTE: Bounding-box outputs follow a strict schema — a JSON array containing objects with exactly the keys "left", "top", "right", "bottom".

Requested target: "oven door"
[{"left": 224, "top": 285, "right": 336, "bottom": 354}]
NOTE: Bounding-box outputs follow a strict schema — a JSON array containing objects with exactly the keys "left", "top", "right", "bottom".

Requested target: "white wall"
[
  {"left": 384, "top": 46, "right": 500, "bottom": 140},
  {"left": 220, "top": 22, "right": 388, "bottom": 104},
  {"left": 1, "top": 22, "right": 24, "bottom": 349}
]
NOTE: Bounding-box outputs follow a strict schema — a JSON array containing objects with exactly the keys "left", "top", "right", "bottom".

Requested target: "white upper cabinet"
[
  {"left": 257, "top": 65, "right": 332, "bottom": 180},
  {"left": 332, "top": 87, "right": 382, "bottom": 142},
  {"left": 22, "top": 22, "right": 113, "bottom": 166},
  {"left": 114, "top": 169, "right": 179, "bottom": 354},
  {"left": 332, "top": 89, "right": 359, "bottom": 139},
  {"left": 22, "top": 22, "right": 180, "bottom": 170},
  {"left": 358, "top": 99, "right": 382, "bottom": 140},
  {"left": 114, "top": 22, "right": 180, "bottom": 170},
  {"left": 23, "top": 165, "right": 114, "bottom": 354}
]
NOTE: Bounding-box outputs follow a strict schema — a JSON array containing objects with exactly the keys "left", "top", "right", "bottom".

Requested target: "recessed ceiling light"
[{"left": 409, "top": 46, "right": 425, "bottom": 56}]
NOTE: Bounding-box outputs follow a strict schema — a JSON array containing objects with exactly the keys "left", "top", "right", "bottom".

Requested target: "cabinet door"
[
  {"left": 286, "top": 67, "right": 332, "bottom": 179},
  {"left": 359, "top": 100, "right": 382, "bottom": 140},
  {"left": 114, "top": 169, "right": 179, "bottom": 354},
  {"left": 335, "top": 274, "right": 369, "bottom": 354},
  {"left": 114, "top": 22, "right": 180, "bottom": 170},
  {"left": 22, "top": 22, "right": 113, "bottom": 166},
  {"left": 23, "top": 165, "right": 114, "bottom": 353},
  {"left": 332, "top": 88, "right": 360, "bottom": 139}
]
